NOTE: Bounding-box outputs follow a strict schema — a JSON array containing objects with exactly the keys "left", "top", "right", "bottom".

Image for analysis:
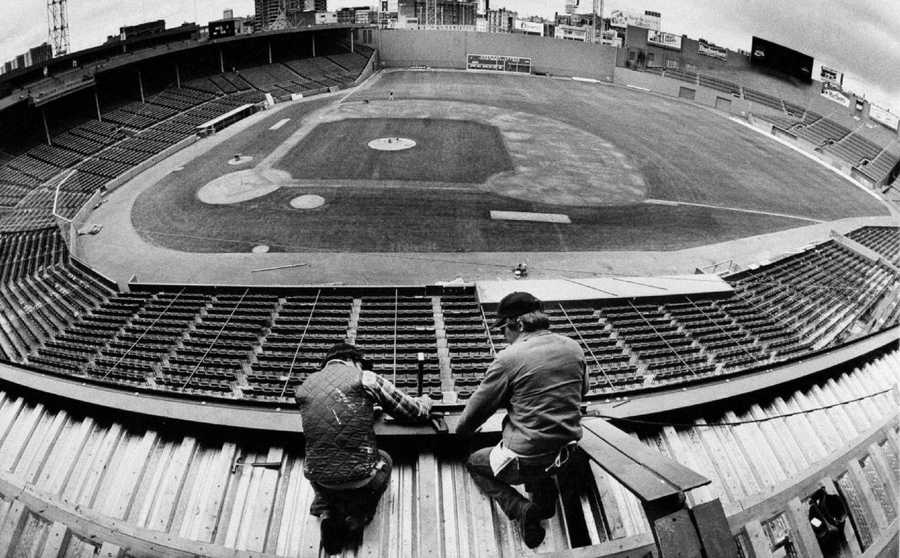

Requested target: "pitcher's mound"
[{"left": 367, "top": 137, "right": 416, "bottom": 151}]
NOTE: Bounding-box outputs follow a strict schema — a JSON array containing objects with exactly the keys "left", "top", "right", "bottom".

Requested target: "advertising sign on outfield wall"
[
  {"left": 869, "top": 103, "right": 899, "bottom": 131},
  {"left": 466, "top": 54, "right": 532, "bottom": 74},
  {"left": 820, "top": 65, "right": 844, "bottom": 87},
  {"left": 513, "top": 19, "right": 544, "bottom": 35},
  {"left": 698, "top": 40, "right": 727, "bottom": 61},
  {"left": 647, "top": 30, "right": 682, "bottom": 51},
  {"left": 820, "top": 82, "right": 850, "bottom": 108},
  {"left": 608, "top": 9, "right": 660, "bottom": 31}
]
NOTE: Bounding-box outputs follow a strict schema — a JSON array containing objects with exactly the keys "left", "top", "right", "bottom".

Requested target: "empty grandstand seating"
[
  {"left": 793, "top": 115, "right": 852, "bottom": 147},
  {"left": 823, "top": 130, "right": 884, "bottom": 166},
  {"left": 1, "top": 225, "right": 897, "bottom": 402},
  {"left": 847, "top": 226, "right": 900, "bottom": 265},
  {"left": 0, "top": 48, "right": 373, "bottom": 233}
]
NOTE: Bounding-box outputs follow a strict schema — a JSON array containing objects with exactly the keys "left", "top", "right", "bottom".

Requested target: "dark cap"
[
  {"left": 492, "top": 291, "right": 542, "bottom": 329},
  {"left": 321, "top": 342, "right": 364, "bottom": 368}
]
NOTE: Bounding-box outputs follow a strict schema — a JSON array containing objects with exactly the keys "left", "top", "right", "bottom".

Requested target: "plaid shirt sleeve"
[{"left": 362, "top": 370, "right": 433, "bottom": 421}]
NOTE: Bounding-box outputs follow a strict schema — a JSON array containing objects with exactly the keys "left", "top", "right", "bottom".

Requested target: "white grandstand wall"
[
  {"left": 374, "top": 29, "right": 617, "bottom": 81},
  {"left": 615, "top": 67, "right": 753, "bottom": 116}
]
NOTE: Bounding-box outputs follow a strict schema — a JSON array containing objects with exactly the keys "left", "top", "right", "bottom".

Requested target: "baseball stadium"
[{"left": 0, "top": 10, "right": 897, "bottom": 558}]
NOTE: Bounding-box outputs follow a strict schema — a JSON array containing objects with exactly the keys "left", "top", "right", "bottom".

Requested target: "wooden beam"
[
  {"left": 583, "top": 419, "right": 710, "bottom": 492},
  {"left": 784, "top": 497, "right": 823, "bottom": 558},
  {"left": 537, "top": 532, "right": 656, "bottom": 558},
  {"left": 37, "top": 522, "right": 70, "bottom": 558},
  {"left": 0, "top": 500, "right": 28, "bottom": 555},
  {"left": 728, "top": 414, "right": 898, "bottom": 531}
]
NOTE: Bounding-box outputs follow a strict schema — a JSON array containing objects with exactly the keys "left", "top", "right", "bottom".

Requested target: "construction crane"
[{"left": 47, "top": 0, "right": 71, "bottom": 57}]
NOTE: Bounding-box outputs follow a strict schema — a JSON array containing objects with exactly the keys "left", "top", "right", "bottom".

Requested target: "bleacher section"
[
  {"left": 1, "top": 226, "right": 896, "bottom": 403},
  {"left": 0, "top": 51, "right": 372, "bottom": 232},
  {"left": 846, "top": 226, "right": 900, "bottom": 265}
]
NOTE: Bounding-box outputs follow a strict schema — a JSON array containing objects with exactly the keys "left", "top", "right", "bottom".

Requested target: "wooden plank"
[
  {"left": 416, "top": 452, "right": 442, "bottom": 556},
  {"left": 195, "top": 441, "right": 237, "bottom": 544},
  {"left": 0, "top": 397, "right": 24, "bottom": 449},
  {"left": 96, "top": 542, "right": 122, "bottom": 558},
  {"left": 143, "top": 436, "right": 195, "bottom": 532},
  {"left": 825, "top": 377, "right": 871, "bottom": 432},
  {"left": 240, "top": 447, "right": 281, "bottom": 552},
  {"left": 785, "top": 394, "right": 830, "bottom": 460},
  {"left": 768, "top": 397, "right": 821, "bottom": 466},
  {"left": 170, "top": 444, "right": 209, "bottom": 538},
  {"left": 660, "top": 426, "right": 714, "bottom": 505},
  {"left": 589, "top": 461, "right": 627, "bottom": 540},
  {"left": 866, "top": 443, "right": 898, "bottom": 508},
  {"left": 811, "top": 383, "right": 859, "bottom": 443},
  {"left": 847, "top": 461, "right": 889, "bottom": 532},
  {"left": 578, "top": 428, "right": 680, "bottom": 504},
  {"left": 741, "top": 520, "right": 770, "bottom": 558},
  {"left": 679, "top": 427, "right": 730, "bottom": 510},
  {"left": 784, "top": 497, "right": 824, "bottom": 558},
  {"left": 39, "top": 417, "right": 94, "bottom": 498},
  {"left": 710, "top": 420, "right": 762, "bottom": 497},
  {"left": 38, "top": 522, "right": 70, "bottom": 558},
  {"left": 127, "top": 437, "right": 171, "bottom": 525},
  {"left": 0, "top": 403, "right": 44, "bottom": 473},
  {"left": 233, "top": 454, "right": 263, "bottom": 550},
  {"left": 750, "top": 403, "right": 806, "bottom": 476},
  {"left": 0, "top": 500, "right": 27, "bottom": 556},
  {"left": 439, "top": 457, "right": 461, "bottom": 558},
  {"left": 274, "top": 456, "right": 303, "bottom": 557},
  {"left": 74, "top": 423, "right": 123, "bottom": 509},
  {"left": 536, "top": 532, "right": 655, "bottom": 558},
  {"left": 845, "top": 368, "right": 886, "bottom": 422},
  {"left": 727, "top": 409, "right": 785, "bottom": 491},
  {"left": 107, "top": 430, "right": 157, "bottom": 520},
  {"left": 293, "top": 474, "right": 322, "bottom": 558},
  {"left": 16, "top": 408, "right": 66, "bottom": 484},
  {"left": 794, "top": 390, "right": 843, "bottom": 454},
  {"left": 263, "top": 449, "right": 293, "bottom": 555},
  {"left": 693, "top": 419, "right": 744, "bottom": 506},
  {"left": 221, "top": 449, "right": 256, "bottom": 547},
  {"left": 358, "top": 454, "right": 389, "bottom": 558},
  {"left": 583, "top": 420, "right": 709, "bottom": 492}
]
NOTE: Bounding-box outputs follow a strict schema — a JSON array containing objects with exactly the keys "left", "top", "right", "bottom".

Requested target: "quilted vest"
[{"left": 295, "top": 362, "right": 379, "bottom": 484}]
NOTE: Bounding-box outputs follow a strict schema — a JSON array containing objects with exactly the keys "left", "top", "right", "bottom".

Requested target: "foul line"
[{"left": 643, "top": 199, "right": 824, "bottom": 223}]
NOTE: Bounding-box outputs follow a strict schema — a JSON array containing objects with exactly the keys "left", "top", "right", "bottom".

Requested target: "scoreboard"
[
  {"left": 466, "top": 54, "right": 532, "bottom": 74},
  {"left": 209, "top": 19, "right": 236, "bottom": 40}
]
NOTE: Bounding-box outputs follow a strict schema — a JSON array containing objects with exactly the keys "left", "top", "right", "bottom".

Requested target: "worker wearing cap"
[
  {"left": 456, "top": 292, "right": 587, "bottom": 549},
  {"left": 295, "top": 342, "right": 434, "bottom": 554}
]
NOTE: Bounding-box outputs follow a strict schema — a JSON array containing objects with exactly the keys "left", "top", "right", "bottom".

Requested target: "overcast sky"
[{"left": 1, "top": 0, "right": 897, "bottom": 109}]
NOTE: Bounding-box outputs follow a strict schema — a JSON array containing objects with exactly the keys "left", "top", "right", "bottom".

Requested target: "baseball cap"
[{"left": 491, "top": 291, "right": 542, "bottom": 329}]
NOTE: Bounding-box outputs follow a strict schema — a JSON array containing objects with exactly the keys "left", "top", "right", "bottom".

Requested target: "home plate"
[{"left": 490, "top": 211, "right": 571, "bottom": 224}]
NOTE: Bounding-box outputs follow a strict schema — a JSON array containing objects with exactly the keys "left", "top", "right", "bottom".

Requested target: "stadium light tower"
[{"left": 47, "top": 0, "right": 71, "bottom": 57}]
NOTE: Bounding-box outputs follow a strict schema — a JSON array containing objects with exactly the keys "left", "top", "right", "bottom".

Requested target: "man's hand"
[{"left": 416, "top": 395, "right": 434, "bottom": 415}]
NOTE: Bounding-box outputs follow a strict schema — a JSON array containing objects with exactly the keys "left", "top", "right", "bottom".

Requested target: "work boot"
[
  {"left": 519, "top": 503, "right": 546, "bottom": 549},
  {"left": 320, "top": 514, "right": 347, "bottom": 555}
]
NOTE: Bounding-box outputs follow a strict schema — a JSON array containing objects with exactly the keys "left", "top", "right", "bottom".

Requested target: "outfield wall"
[{"left": 373, "top": 29, "right": 617, "bottom": 81}]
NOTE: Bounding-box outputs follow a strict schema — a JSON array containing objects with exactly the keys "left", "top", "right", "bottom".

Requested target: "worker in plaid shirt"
[{"left": 295, "top": 342, "right": 433, "bottom": 554}]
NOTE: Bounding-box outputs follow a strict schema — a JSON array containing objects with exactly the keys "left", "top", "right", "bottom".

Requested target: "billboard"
[
  {"left": 820, "top": 65, "right": 843, "bottom": 87},
  {"left": 820, "top": 82, "right": 849, "bottom": 107},
  {"left": 698, "top": 40, "right": 727, "bottom": 61},
  {"left": 869, "top": 104, "right": 899, "bottom": 131},
  {"left": 513, "top": 19, "right": 544, "bottom": 35},
  {"left": 750, "top": 36, "right": 814, "bottom": 82},
  {"left": 209, "top": 19, "right": 236, "bottom": 39},
  {"left": 466, "top": 54, "right": 532, "bottom": 74},
  {"left": 608, "top": 9, "right": 660, "bottom": 31},
  {"left": 647, "top": 30, "right": 682, "bottom": 51}
]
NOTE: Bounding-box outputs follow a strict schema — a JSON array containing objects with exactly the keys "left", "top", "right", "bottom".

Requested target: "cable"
[
  {"left": 626, "top": 300, "right": 699, "bottom": 377},
  {"left": 99, "top": 287, "right": 184, "bottom": 380},
  {"left": 280, "top": 289, "right": 320, "bottom": 398},
  {"left": 592, "top": 387, "right": 895, "bottom": 428},
  {"left": 557, "top": 303, "right": 615, "bottom": 391},
  {"left": 179, "top": 288, "right": 248, "bottom": 390}
]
